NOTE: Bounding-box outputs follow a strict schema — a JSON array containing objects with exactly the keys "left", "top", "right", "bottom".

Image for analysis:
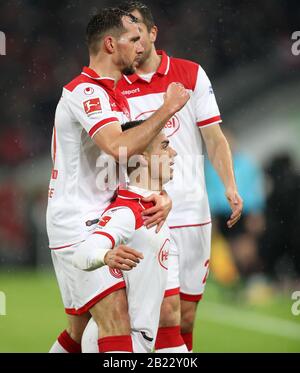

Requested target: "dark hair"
[
  {"left": 118, "top": 1, "right": 155, "bottom": 31},
  {"left": 86, "top": 7, "right": 138, "bottom": 55},
  {"left": 122, "top": 119, "right": 144, "bottom": 132}
]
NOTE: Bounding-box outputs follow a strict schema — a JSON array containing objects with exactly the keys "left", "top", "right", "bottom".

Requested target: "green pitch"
[{"left": 0, "top": 270, "right": 299, "bottom": 352}]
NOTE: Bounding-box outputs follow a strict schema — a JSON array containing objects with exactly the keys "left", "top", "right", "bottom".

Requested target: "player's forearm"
[
  {"left": 72, "top": 239, "right": 111, "bottom": 271},
  {"left": 207, "top": 136, "right": 237, "bottom": 191},
  {"left": 110, "top": 104, "right": 175, "bottom": 158}
]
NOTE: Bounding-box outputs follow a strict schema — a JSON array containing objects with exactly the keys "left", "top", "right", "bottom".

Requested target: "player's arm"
[
  {"left": 201, "top": 124, "right": 243, "bottom": 228},
  {"left": 194, "top": 65, "right": 243, "bottom": 227},
  {"left": 93, "top": 82, "right": 189, "bottom": 159},
  {"left": 72, "top": 208, "right": 143, "bottom": 271}
]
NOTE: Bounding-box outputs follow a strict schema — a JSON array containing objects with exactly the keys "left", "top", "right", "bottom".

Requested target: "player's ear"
[
  {"left": 103, "top": 36, "right": 115, "bottom": 53},
  {"left": 150, "top": 26, "right": 158, "bottom": 43}
]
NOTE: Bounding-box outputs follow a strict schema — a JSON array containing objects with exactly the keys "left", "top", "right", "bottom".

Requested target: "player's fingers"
[
  {"left": 115, "top": 256, "right": 137, "bottom": 268},
  {"left": 142, "top": 204, "right": 160, "bottom": 216},
  {"left": 119, "top": 263, "right": 133, "bottom": 271},
  {"left": 145, "top": 212, "right": 164, "bottom": 228},
  {"left": 155, "top": 219, "right": 165, "bottom": 233},
  {"left": 122, "top": 247, "right": 144, "bottom": 259},
  {"left": 229, "top": 213, "right": 241, "bottom": 224},
  {"left": 230, "top": 209, "right": 241, "bottom": 220},
  {"left": 118, "top": 252, "right": 141, "bottom": 263},
  {"left": 227, "top": 214, "right": 241, "bottom": 228},
  {"left": 142, "top": 194, "right": 158, "bottom": 202}
]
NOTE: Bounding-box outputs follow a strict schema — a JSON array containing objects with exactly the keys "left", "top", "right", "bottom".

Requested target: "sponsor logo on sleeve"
[{"left": 83, "top": 98, "right": 102, "bottom": 116}]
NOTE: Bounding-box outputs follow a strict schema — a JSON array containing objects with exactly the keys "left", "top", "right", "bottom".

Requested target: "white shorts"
[
  {"left": 51, "top": 242, "right": 125, "bottom": 315},
  {"left": 82, "top": 231, "right": 170, "bottom": 353},
  {"left": 165, "top": 223, "right": 212, "bottom": 301}
]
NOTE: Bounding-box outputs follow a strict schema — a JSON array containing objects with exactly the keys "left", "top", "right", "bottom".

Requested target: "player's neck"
[
  {"left": 136, "top": 48, "right": 161, "bottom": 75},
  {"left": 129, "top": 170, "right": 162, "bottom": 193},
  {"left": 89, "top": 55, "right": 121, "bottom": 86}
]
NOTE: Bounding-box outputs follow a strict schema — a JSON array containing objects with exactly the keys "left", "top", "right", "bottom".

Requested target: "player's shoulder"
[
  {"left": 169, "top": 56, "right": 201, "bottom": 90},
  {"left": 63, "top": 74, "right": 108, "bottom": 99},
  {"left": 170, "top": 56, "right": 200, "bottom": 70},
  {"left": 104, "top": 194, "right": 153, "bottom": 230}
]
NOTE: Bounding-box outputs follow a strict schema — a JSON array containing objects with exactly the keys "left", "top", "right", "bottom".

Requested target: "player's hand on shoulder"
[
  {"left": 163, "top": 82, "right": 190, "bottom": 114},
  {"left": 142, "top": 191, "right": 172, "bottom": 233},
  {"left": 104, "top": 245, "right": 144, "bottom": 271}
]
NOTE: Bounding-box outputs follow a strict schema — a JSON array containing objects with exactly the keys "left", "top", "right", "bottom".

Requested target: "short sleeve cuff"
[
  {"left": 197, "top": 115, "right": 222, "bottom": 128},
  {"left": 89, "top": 117, "right": 118, "bottom": 137}
]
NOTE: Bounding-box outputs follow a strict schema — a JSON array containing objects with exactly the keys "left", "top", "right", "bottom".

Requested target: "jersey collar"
[
  {"left": 118, "top": 185, "right": 160, "bottom": 200},
  {"left": 122, "top": 50, "right": 170, "bottom": 85},
  {"left": 81, "top": 66, "right": 115, "bottom": 90}
]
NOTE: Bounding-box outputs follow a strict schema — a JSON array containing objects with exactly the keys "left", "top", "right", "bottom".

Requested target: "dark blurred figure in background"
[{"left": 260, "top": 153, "right": 300, "bottom": 284}]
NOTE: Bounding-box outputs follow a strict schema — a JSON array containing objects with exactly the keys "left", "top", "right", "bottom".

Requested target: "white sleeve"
[
  {"left": 66, "top": 83, "right": 119, "bottom": 138},
  {"left": 72, "top": 207, "right": 136, "bottom": 271},
  {"left": 194, "top": 66, "right": 222, "bottom": 128}
]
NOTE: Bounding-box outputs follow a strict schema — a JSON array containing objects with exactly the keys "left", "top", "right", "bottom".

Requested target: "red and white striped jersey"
[
  {"left": 118, "top": 50, "right": 222, "bottom": 226},
  {"left": 47, "top": 67, "right": 130, "bottom": 249}
]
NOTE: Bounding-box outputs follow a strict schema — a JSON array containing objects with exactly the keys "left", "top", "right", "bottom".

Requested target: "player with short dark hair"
[{"left": 47, "top": 6, "right": 190, "bottom": 353}]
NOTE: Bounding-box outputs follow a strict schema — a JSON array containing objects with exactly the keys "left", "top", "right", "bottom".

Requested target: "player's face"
[
  {"left": 130, "top": 10, "right": 157, "bottom": 67},
  {"left": 115, "top": 16, "right": 144, "bottom": 75},
  {"left": 146, "top": 132, "right": 177, "bottom": 186}
]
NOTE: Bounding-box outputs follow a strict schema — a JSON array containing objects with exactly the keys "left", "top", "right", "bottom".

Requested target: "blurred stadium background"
[{"left": 0, "top": 0, "right": 300, "bottom": 352}]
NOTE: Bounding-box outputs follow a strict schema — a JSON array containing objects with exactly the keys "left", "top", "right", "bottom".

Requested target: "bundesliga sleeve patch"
[
  {"left": 98, "top": 216, "right": 111, "bottom": 227},
  {"left": 83, "top": 98, "right": 102, "bottom": 116}
]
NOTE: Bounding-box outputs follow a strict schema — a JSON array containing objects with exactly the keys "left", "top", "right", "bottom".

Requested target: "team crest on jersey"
[
  {"left": 158, "top": 239, "right": 170, "bottom": 270},
  {"left": 83, "top": 98, "right": 102, "bottom": 116},
  {"left": 109, "top": 267, "right": 123, "bottom": 279},
  {"left": 98, "top": 216, "right": 111, "bottom": 227},
  {"left": 84, "top": 87, "right": 94, "bottom": 95}
]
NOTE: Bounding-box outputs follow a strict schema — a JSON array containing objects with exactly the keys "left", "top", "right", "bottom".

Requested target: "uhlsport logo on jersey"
[
  {"left": 83, "top": 98, "right": 102, "bottom": 116},
  {"left": 136, "top": 110, "right": 180, "bottom": 138},
  {"left": 84, "top": 86, "right": 94, "bottom": 95},
  {"left": 0, "top": 32, "right": 6, "bottom": 55},
  {"left": 158, "top": 239, "right": 170, "bottom": 270}
]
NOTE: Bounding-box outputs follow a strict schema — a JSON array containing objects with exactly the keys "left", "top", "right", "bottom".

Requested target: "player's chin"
[
  {"left": 162, "top": 171, "right": 173, "bottom": 184},
  {"left": 122, "top": 64, "right": 136, "bottom": 76}
]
